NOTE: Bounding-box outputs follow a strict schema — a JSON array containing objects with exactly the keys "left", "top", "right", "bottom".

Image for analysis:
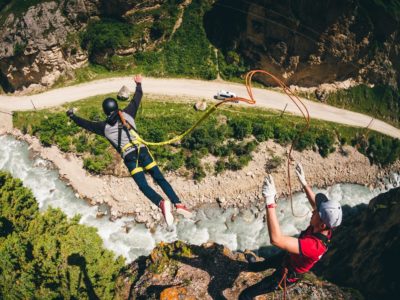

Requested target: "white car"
[{"left": 214, "top": 90, "right": 238, "bottom": 102}]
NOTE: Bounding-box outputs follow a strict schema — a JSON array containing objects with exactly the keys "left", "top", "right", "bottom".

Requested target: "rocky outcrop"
[
  {"left": 0, "top": 1, "right": 98, "bottom": 93},
  {"left": 316, "top": 187, "right": 400, "bottom": 299},
  {"left": 204, "top": 0, "right": 400, "bottom": 89},
  {"left": 119, "top": 241, "right": 360, "bottom": 299},
  {"left": 0, "top": 0, "right": 181, "bottom": 93},
  {"left": 117, "top": 85, "right": 131, "bottom": 100}
]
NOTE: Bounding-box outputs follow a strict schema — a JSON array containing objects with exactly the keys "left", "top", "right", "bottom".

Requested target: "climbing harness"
[{"left": 117, "top": 111, "right": 157, "bottom": 176}]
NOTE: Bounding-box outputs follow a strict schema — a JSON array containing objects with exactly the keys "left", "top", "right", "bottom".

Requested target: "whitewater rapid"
[{"left": 0, "top": 135, "right": 398, "bottom": 262}]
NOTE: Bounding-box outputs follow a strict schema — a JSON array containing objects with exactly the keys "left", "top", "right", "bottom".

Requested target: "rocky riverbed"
[{"left": 2, "top": 127, "right": 399, "bottom": 229}]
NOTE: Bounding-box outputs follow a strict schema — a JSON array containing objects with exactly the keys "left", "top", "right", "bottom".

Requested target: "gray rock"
[
  {"left": 315, "top": 88, "right": 328, "bottom": 102},
  {"left": 117, "top": 85, "right": 132, "bottom": 100},
  {"left": 194, "top": 100, "right": 207, "bottom": 111}
]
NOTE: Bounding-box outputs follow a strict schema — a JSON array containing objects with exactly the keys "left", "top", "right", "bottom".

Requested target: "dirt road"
[{"left": 0, "top": 77, "right": 399, "bottom": 138}]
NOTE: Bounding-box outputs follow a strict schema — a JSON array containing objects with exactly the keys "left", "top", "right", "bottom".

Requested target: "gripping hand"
[
  {"left": 295, "top": 163, "right": 307, "bottom": 187},
  {"left": 262, "top": 175, "right": 277, "bottom": 205},
  {"left": 134, "top": 74, "right": 142, "bottom": 84}
]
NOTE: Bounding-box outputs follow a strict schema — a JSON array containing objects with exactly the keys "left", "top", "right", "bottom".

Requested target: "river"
[{"left": 0, "top": 134, "right": 398, "bottom": 262}]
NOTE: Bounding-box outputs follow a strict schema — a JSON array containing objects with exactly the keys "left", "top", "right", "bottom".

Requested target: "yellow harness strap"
[
  {"left": 144, "top": 161, "right": 157, "bottom": 170},
  {"left": 121, "top": 141, "right": 140, "bottom": 154},
  {"left": 131, "top": 167, "right": 144, "bottom": 176}
]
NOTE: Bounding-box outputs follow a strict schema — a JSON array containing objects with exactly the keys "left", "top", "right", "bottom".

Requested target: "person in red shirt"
[{"left": 239, "top": 163, "right": 342, "bottom": 300}]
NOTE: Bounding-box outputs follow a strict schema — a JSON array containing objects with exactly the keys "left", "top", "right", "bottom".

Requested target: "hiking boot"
[
  {"left": 159, "top": 199, "right": 174, "bottom": 226},
  {"left": 175, "top": 203, "right": 193, "bottom": 219}
]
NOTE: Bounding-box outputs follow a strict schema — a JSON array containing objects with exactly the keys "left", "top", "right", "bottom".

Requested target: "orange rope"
[
  {"left": 226, "top": 70, "right": 310, "bottom": 217},
  {"left": 277, "top": 267, "right": 289, "bottom": 300}
]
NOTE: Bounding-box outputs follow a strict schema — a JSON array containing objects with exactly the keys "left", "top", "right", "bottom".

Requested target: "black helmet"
[{"left": 102, "top": 98, "right": 118, "bottom": 115}]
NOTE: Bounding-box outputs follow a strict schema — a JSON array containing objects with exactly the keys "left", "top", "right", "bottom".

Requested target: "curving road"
[{"left": 0, "top": 76, "right": 399, "bottom": 138}]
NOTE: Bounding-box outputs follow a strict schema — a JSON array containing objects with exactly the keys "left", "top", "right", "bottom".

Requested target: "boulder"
[
  {"left": 117, "top": 85, "right": 131, "bottom": 100},
  {"left": 194, "top": 100, "right": 207, "bottom": 111},
  {"left": 315, "top": 88, "right": 328, "bottom": 102}
]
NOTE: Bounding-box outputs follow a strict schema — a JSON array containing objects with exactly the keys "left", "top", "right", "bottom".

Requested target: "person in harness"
[
  {"left": 66, "top": 75, "right": 192, "bottom": 226},
  {"left": 239, "top": 163, "right": 342, "bottom": 299}
]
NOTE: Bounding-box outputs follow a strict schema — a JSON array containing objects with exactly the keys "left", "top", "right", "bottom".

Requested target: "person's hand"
[
  {"left": 262, "top": 175, "right": 277, "bottom": 205},
  {"left": 295, "top": 163, "right": 307, "bottom": 187},
  {"left": 66, "top": 108, "right": 74, "bottom": 118},
  {"left": 134, "top": 74, "right": 142, "bottom": 84}
]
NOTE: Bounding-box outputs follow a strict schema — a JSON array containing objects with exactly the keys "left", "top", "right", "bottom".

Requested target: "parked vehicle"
[{"left": 214, "top": 90, "right": 238, "bottom": 102}]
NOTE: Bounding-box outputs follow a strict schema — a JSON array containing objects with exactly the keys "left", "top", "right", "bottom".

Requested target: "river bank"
[{"left": 2, "top": 127, "right": 399, "bottom": 228}]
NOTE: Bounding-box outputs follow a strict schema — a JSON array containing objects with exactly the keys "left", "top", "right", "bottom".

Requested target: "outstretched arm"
[
  {"left": 67, "top": 109, "right": 105, "bottom": 136},
  {"left": 263, "top": 175, "right": 300, "bottom": 255},
  {"left": 295, "top": 163, "right": 316, "bottom": 209},
  {"left": 123, "top": 75, "right": 143, "bottom": 118}
]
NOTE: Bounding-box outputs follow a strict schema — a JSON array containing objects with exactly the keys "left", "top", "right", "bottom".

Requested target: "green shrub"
[
  {"left": 252, "top": 122, "right": 273, "bottom": 141},
  {"left": 81, "top": 18, "right": 134, "bottom": 58},
  {"left": 265, "top": 155, "right": 283, "bottom": 171},
  {"left": 229, "top": 118, "right": 252, "bottom": 140},
  {"left": 193, "top": 165, "right": 206, "bottom": 181},
  {"left": 164, "top": 150, "right": 185, "bottom": 171},
  {"left": 83, "top": 153, "right": 112, "bottom": 174},
  {"left": 185, "top": 152, "right": 201, "bottom": 169},
  {"left": 367, "top": 136, "right": 400, "bottom": 166},
  {"left": 0, "top": 171, "right": 125, "bottom": 299},
  {"left": 326, "top": 84, "right": 400, "bottom": 127},
  {"left": 294, "top": 130, "right": 317, "bottom": 151},
  {"left": 316, "top": 131, "right": 335, "bottom": 157},
  {"left": 214, "top": 159, "right": 227, "bottom": 174},
  {"left": 273, "top": 123, "right": 295, "bottom": 144},
  {"left": 74, "top": 134, "right": 91, "bottom": 153}
]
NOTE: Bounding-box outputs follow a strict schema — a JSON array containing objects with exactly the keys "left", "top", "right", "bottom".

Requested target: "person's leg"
[
  {"left": 124, "top": 150, "right": 163, "bottom": 206},
  {"left": 124, "top": 150, "right": 174, "bottom": 225},
  {"left": 138, "top": 147, "right": 181, "bottom": 204},
  {"left": 132, "top": 171, "right": 174, "bottom": 226},
  {"left": 247, "top": 251, "right": 286, "bottom": 272},
  {"left": 131, "top": 171, "right": 163, "bottom": 206},
  {"left": 148, "top": 166, "right": 181, "bottom": 204},
  {"left": 139, "top": 146, "right": 192, "bottom": 218},
  {"left": 238, "top": 272, "right": 279, "bottom": 300}
]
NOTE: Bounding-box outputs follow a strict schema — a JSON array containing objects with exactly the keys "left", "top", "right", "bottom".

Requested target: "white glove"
[
  {"left": 262, "top": 175, "right": 277, "bottom": 205},
  {"left": 295, "top": 163, "right": 307, "bottom": 187}
]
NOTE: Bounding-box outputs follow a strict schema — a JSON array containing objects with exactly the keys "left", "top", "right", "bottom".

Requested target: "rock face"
[
  {"left": 1, "top": 0, "right": 399, "bottom": 93},
  {"left": 0, "top": 0, "right": 179, "bottom": 93},
  {"left": 120, "top": 241, "right": 359, "bottom": 299},
  {"left": 0, "top": 1, "right": 99, "bottom": 93},
  {"left": 204, "top": 0, "right": 400, "bottom": 89},
  {"left": 316, "top": 187, "right": 400, "bottom": 299}
]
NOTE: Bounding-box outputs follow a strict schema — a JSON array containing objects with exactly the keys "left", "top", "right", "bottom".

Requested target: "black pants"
[
  {"left": 239, "top": 252, "right": 289, "bottom": 300},
  {"left": 124, "top": 147, "right": 180, "bottom": 206}
]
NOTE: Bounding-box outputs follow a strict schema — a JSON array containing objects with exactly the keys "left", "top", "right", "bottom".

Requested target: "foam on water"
[{"left": 0, "top": 135, "right": 399, "bottom": 262}]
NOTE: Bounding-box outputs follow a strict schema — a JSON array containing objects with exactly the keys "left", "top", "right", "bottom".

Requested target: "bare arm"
[
  {"left": 303, "top": 185, "right": 316, "bottom": 210},
  {"left": 295, "top": 163, "right": 316, "bottom": 209},
  {"left": 266, "top": 206, "right": 300, "bottom": 255}
]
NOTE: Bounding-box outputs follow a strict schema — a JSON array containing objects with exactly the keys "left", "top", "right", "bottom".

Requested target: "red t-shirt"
[{"left": 286, "top": 226, "right": 331, "bottom": 274}]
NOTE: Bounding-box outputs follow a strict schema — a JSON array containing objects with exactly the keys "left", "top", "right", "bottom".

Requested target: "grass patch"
[
  {"left": 325, "top": 84, "right": 400, "bottom": 128},
  {"left": 13, "top": 93, "right": 400, "bottom": 179},
  {"left": 133, "top": 0, "right": 218, "bottom": 79}
]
